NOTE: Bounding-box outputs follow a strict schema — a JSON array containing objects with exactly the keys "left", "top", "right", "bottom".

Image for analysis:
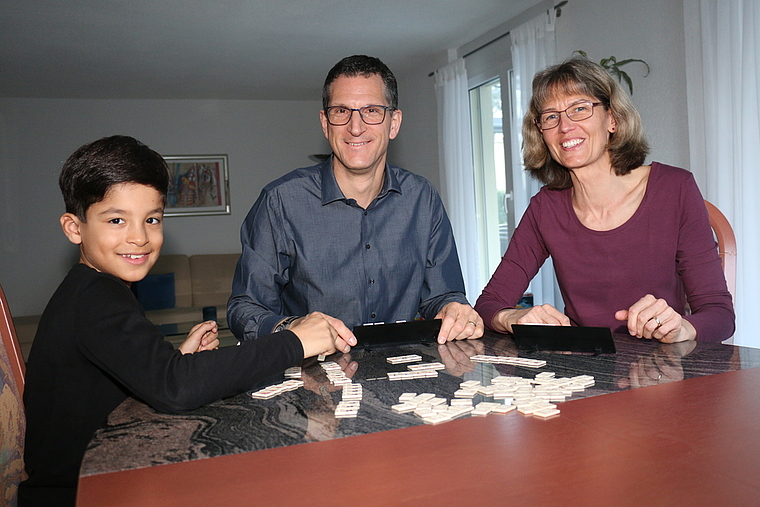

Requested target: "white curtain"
[
  {"left": 684, "top": 0, "right": 760, "bottom": 348},
  {"left": 509, "top": 10, "right": 561, "bottom": 308},
  {"left": 435, "top": 59, "right": 482, "bottom": 304}
]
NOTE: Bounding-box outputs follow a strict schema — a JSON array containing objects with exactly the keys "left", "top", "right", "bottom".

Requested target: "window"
[
  {"left": 460, "top": 34, "right": 515, "bottom": 295},
  {"left": 468, "top": 75, "right": 515, "bottom": 292},
  {"left": 462, "top": 34, "right": 515, "bottom": 293}
]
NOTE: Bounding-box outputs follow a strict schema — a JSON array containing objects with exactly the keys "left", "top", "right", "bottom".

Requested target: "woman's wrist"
[
  {"left": 674, "top": 318, "right": 697, "bottom": 342},
  {"left": 493, "top": 308, "right": 519, "bottom": 333}
]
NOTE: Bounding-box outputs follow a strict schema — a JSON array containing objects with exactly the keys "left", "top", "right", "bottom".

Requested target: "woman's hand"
[
  {"left": 615, "top": 294, "right": 696, "bottom": 343},
  {"left": 493, "top": 304, "right": 571, "bottom": 333},
  {"left": 617, "top": 340, "right": 696, "bottom": 389}
]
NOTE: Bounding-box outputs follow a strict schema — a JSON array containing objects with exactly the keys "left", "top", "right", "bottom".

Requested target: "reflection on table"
[
  {"left": 156, "top": 317, "right": 229, "bottom": 337},
  {"left": 80, "top": 331, "right": 749, "bottom": 477}
]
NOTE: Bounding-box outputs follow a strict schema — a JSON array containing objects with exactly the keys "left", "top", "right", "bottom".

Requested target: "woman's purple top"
[{"left": 475, "top": 162, "right": 735, "bottom": 342}]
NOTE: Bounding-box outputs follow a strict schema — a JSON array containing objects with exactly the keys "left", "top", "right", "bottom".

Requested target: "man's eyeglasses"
[
  {"left": 535, "top": 101, "right": 603, "bottom": 131},
  {"left": 324, "top": 105, "right": 395, "bottom": 126}
]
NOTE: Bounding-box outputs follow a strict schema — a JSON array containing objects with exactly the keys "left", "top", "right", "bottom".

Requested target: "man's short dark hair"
[
  {"left": 322, "top": 55, "right": 398, "bottom": 110},
  {"left": 59, "top": 135, "right": 170, "bottom": 221}
]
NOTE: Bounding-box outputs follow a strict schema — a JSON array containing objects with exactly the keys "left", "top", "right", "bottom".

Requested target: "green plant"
[{"left": 574, "top": 50, "right": 650, "bottom": 94}]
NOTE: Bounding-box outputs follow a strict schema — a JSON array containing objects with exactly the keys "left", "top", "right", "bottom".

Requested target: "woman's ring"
[
  {"left": 654, "top": 316, "right": 662, "bottom": 326},
  {"left": 467, "top": 321, "right": 476, "bottom": 326}
]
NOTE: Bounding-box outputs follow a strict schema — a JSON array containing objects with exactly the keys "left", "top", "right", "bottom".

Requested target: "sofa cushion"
[
  {"left": 147, "top": 254, "right": 192, "bottom": 307},
  {"left": 189, "top": 254, "right": 239, "bottom": 307},
  {"left": 131, "top": 272, "right": 176, "bottom": 311}
]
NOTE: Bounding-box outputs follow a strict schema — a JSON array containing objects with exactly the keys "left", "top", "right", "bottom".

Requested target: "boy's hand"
[
  {"left": 288, "top": 312, "right": 356, "bottom": 359},
  {"left": 179, "top": 320, "right": 219, "bottom": 354}
]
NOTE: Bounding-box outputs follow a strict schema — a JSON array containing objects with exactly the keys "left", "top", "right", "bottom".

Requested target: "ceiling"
[{"left": 0, "top": 0, "right": 542, "bottom": 100}]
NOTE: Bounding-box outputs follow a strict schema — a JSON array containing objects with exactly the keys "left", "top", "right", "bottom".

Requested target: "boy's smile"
[{"left": 60, "top": 183, "right": 164, "bottom": 284}]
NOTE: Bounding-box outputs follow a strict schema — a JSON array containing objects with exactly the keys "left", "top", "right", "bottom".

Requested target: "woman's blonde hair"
[{"left": 522, "top": 56, "right": 649, "bottom": 189}]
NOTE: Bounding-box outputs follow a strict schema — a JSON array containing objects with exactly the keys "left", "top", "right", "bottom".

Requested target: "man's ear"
[
  {"left": 388, "top": 108, "right": 402, "bottom": 140},
  {"left": 319, "top": 109, "right": 329, "bottom": 139},
  {"left": 60, "top": 213, "right": 83, "bottom": 245}
]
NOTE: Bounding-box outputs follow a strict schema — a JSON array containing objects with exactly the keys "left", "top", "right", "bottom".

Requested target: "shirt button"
[
  {"left": 369, "top": 279, "right": 375, "bottom": 284},
  {"left": 371, "top": 313, "right": 376, "bottom": 319},
  {"left": 364, "top": 211, "right": 368, "bottom": 216},
  {"left": 365, "top": 244, "right": 371, "bottom": 249}
]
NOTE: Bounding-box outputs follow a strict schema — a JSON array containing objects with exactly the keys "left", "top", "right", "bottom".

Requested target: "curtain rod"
[
  {"left": 463, "top": 1, "right": 566, "bottom": 58},
  {"left": 429, "top": 1, "right": 567, "bottom": 76}
]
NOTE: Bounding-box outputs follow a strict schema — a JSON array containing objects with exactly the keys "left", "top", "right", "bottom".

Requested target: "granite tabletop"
[{"left": 80, "top": 331, "right": 759, "bottom": 477}]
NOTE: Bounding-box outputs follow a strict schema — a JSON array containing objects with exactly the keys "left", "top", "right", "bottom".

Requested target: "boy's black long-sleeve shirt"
[{"left": 20, "top": 263, "right": 303, "bottom": 506}]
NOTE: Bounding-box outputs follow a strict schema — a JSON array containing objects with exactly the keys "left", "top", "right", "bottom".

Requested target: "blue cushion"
[{"left": 131, "top": 272, "right": 176, "bottom": 311}]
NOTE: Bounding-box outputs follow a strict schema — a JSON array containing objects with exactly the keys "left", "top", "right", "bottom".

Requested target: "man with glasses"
[{"left": 228, "top": 55, "right": 483, "bottom": 344}]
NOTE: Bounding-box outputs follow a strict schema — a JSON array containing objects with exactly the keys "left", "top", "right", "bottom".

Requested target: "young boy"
[{"left": 19, "top": 136, "right": 356, "bottom": 507}]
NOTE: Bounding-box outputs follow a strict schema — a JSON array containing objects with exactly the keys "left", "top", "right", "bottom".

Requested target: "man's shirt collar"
[{"left": 320, "top": 156, "right": 402, "bottom": 206}]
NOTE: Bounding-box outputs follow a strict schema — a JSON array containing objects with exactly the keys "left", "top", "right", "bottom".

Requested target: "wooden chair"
[
  {"left": 1, "top": 282, "right": 26, "bottom": 506},
  {"left": 1, "top": 283, "right": 25, "bottom": 397},
  {"left": 704, "top": 200, "right": 737, "bottom": 302}
]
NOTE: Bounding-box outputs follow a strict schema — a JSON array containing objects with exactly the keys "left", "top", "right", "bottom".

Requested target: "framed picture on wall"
[{"left": 163, "top": 154, "right": 230, "bottom": 217}]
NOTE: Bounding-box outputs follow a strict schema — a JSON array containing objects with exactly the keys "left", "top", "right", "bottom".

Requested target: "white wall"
[
  {"left": 0, "top": 90, "right": 442, "bottom": 318},
  {"left": 408, "top": 0, "right": 692, "bottom": 212},
  {"left": 0, "top": 0, "right": 692, "bottom": 319},
  {"left": 389, "top": 62, "right": 442, "bottom": 190},
  {"left": 0, "top": 98, "right": 328, "bottom": 316},
  {"left": 554, "top": 0, "right": 690, "bottom": 170}
]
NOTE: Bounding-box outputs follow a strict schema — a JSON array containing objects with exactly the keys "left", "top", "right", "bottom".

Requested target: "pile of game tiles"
[
  {"left": 320, "top": 361, "right": 364, "bottom": 418},
  {"left": 391, "top": 371, "right": 595, "bottom": 424},
  {"left": 249, "top": 356, "right": 595, "bottom": 424}
]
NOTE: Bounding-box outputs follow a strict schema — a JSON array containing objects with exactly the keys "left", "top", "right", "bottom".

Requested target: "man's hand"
[
  {"left": 179, "top": 320, "right": 219, "bottom": 354},
  {"left": 434, "top": 302, "right": 483, "bottom": 344},
  {"left": 437, "top": 339, "right": 485, "bottom": 376}
]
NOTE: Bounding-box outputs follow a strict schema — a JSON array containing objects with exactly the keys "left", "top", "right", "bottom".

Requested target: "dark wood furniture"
[{"left": 77, "top": 333, "right": 760, "bottom": 506}]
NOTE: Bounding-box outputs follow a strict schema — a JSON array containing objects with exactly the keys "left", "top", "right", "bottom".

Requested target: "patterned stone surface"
[{"left": 81, "top": 332, "right": 752, "bottom": 477}]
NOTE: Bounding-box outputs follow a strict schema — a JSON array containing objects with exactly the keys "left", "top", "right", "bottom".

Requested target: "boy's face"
[{"left": 60, "top": 183, "right": 164, "bottom": 284}]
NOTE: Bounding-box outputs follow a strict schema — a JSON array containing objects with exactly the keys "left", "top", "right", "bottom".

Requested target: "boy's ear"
[{"left": 60, "top": 213, "right": 83, "bottom": 245}]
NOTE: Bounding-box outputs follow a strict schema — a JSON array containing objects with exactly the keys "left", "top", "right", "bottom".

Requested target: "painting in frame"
[{"left": 164, "top": 155, "right": 230, "bottom": 217}]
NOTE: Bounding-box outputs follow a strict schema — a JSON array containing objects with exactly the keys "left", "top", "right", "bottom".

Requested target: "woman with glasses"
[{"left": 475, "top": 57, "right": 734, "bottom": 343}]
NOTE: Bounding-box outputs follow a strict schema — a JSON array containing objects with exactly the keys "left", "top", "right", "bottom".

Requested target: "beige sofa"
[
  {"left": 14, "top": 253, "right": 240, "bottom": 358},
  {"left": 140, "top": 253, "right": 240, "bottom": 325}
]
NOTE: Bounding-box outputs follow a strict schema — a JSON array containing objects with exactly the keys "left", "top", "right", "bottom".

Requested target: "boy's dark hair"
[
  {"left": 322, "top": 55, "right": 398, "bottom": 110},
  {"left": 59, "top": 135, "right": 170, "bottom": 221}
]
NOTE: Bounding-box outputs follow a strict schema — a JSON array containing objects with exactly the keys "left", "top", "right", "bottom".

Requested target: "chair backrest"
[
  {"left": 704, "top": 200, "right": 736, "bottom": 302},
  {"left": 0, "top": 283, "right": 26, "bottom": 506},
  {"left": 0, "top": 284, "right": 25, "bottom": 397}
]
